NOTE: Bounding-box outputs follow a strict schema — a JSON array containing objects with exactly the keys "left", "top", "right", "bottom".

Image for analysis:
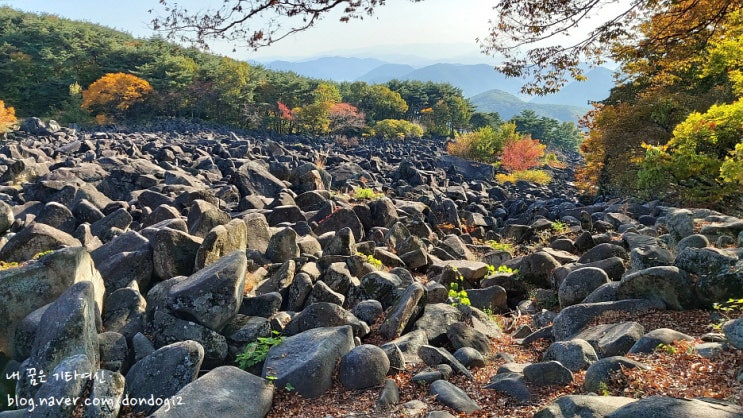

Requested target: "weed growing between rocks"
[
  {"left": 235, "top": 331, "right": 284, "bottom": 371},
  {"left": 447, "top": 268, "right": 471, "bottom": 307}
]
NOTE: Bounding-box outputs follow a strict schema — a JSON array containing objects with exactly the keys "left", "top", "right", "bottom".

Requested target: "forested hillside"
[{"left": 0, "top": 7, "right": 584, "bottom": 148}]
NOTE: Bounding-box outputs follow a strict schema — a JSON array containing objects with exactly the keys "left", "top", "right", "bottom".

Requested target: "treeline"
[{"left": 0, "top": 7, "right": 582, "bottom": 150}]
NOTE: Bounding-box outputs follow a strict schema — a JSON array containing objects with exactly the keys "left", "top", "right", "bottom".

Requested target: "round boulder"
[
  {"left": 339, "top": 344, "right": 390, "bottom": 390},
  {"left": 558, "top": 267, "right": 610, "bottom": 307}
]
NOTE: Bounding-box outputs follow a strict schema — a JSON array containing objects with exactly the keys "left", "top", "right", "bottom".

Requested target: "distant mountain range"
[
  {"left": 260, "top": 57, "right": 617, "bottom": 122},
  {"left": 469, "top": 90, "right": 590, "bottom": 122}
]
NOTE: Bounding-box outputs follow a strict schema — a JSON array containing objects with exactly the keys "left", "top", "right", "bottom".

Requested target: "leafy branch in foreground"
[
  {"left": 151, "top": 0, "right": 423, "bottom": 51},
  {"left": 482, "top": 0, "right": 743, "bottom": 94}
]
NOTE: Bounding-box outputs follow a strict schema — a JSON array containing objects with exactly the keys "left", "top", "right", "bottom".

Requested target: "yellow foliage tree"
[
  {"left": 82, "top": 73, "right": 153, "bottom": 122},
  {"left": 0, "top": 100, "right": 18, "bottom": 134}
]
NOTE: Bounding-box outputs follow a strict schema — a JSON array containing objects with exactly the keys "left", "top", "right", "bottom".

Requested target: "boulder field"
[{"left": 0, "top": 119, "right": 742, "bottom": 417}]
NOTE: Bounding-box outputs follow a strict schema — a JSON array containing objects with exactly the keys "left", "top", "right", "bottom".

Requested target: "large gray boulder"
[
  {"left": 164, "top": 250, "right": 247, "bottom": 331},
  {"left": 534, "top": 395, "right": 637, "bottom": 418},
  {"left": 584, "top": 356, "right": 647, "bottom": 393},
  {"left": 573, "top": 322, "right": 645, "bottom": 357},
  {"left": 17, "top": 281, "right": 100, "bottom": 398},
  {"left": 125, "top": 340, "right": 204, "bottom": 415},
  {"left": 447, "top": 322, "right": 491, "bottom": 355},
  {"left": 103, "top": 287, "right": 147, "bottom": 340},
  {"left": 338, "top": 344, "right": 390, "bottom": 390},
  {"left": 152, "top": 227, "right": 203, "bottom": 280},
  {"left": 723, "top": 318, "right": 743, "bottom": 349},
  {"left": 283, "top": 302, "right": 369, "bottom": 337},
  {"left": 148, "top": 311, "right": 228, "bottom": 367},
  {"left": 519, "top": 251, "right": 562, "bottom": 288},
  {"left": 150, "top": 366, "right": 273, "bottom": 418},
  {"left": 543, "top": 339, "right": 598, "bottom": 371},
  {"left": 83, "top": 369, "right": 126, "bottom": 418},
  {"left": 91, "top": 231, "right": 153, "bottom": 294},
  {"left": 552, "top": 299, "right": 664, "bottom": 341},
  {"left": 0, "top": 200, "right": 14, "bottom": 234},
  {"left": 35, "top": 201, "right": 76, "bottom": 234},
  {"left": 523, "top": 361, "right": 574, "bottom": 386},
  {"left": 418, "top": 345, "right": 474, "bottom": 380},
  {"left": 666, "top": 208, "right": 694, "bottom": 244},
  {"left": 558, "top": 267, "right": 611, "bottom": 308},
  {"left": 674, "top": 247, "right": 738, "bottom": 276},
  {"left": 30, "top": 354, "right": 93, "bottom": 418},
  {"left": 485, "top": 372, "right": 531, "bottom": 402},
  {"left": 232, "top": 160, "right": 286, "bottom": 198},
  {"left": 616, "top": 266, "right": 697, "bottom": 310},
  {"left": 187, "top": 199, "right": 231, "bottom": 238},
  {"left": 360, "top": 271, "right": 402, "bottom": 309},
  {"left": 578, "top": 243, "right": 628, "bottom": 264},
  {"left": 606, "top": 396, "right": 743, "bottom": 418},
  {"left": 696, "top": 265, "right": 743, "bottom": 306},
  {"left": 629, "top": 328, "right": 695, "bottom": 354},
  {"left": 262, "top": 325, "right": 354, "bottom": 398},
  {"left": 552, "top": 257, "right": 626, "bottom": 287},
  {"left": 0, "top": 246, "right": 104, "bottom": 358},
  {"left": 429, "top": 380, "right": 481, "bottom": 414},
  {"left": 90, "top": 207, "right": 133, "bottom": 243},
  {"left": 244, "top": 212, "right": 271, "bottom": 253},
  {"left": 265, "top": 227, "right": 300, "bottom": 263},
  {"left": 381, "top": 329, "right": 429, "bottom": 364},
  {"left": 313, "top": 207, "right": 364, "bottom": 241},
  {"left": 194, "top": 219, "right": 247, "bottom": 270},
  {"left": 0, "top": 222, "right": 82, "bottom": 262},
  {"left": 414, "top": 303, "right": 464, "bottom": 346},
  {"left": 628, "top": 245, "right": 674, "bottom": 273}
]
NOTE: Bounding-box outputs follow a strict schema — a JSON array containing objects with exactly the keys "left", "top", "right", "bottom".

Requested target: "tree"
[
  {"left": 209, "top": 58, "right": 256, "bottom": 126},
  {"left": 638, "top": 99, "right": 743, "bottom": 205},
  {"left": 293, "top": 82, "right": 342, "bottom": 134},
  {"left": 136, "top": 54, "right": 199, "bottom": 116},
  {"left": 576, "top": 3, "right": 740, "bottom": 199},
  {"left": 469, "top": 112, "right": 502, "bottom": 130},
  {"left": 501, "top": 137, "right": 546, "bottom": 171},
  {"left": 81, "top": 72, "right": 153, "bottom": 122},
  {"left": 328, "top": 102, "right": 366, "bottom": 135},
  {"left": 511, "top": 110, "right": 583, "bottom": 152},
  {"left": 0, "top": 100, "right": 17, "bottom": 134},
  {"left": 340, "top": 83, "right": 408, "bottom": 123}
]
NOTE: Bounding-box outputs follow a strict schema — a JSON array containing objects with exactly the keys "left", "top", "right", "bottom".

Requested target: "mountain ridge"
[
  {"left": 470, "top": 89, "right": 590, "bottom": 123},
  {"left": 262, "top": 57, "right": 616, "bottom": 122}
]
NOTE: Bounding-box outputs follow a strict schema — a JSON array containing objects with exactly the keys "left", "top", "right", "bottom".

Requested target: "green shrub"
[
  {"left": 496, "top": 169, "right": 552, "bottom": 185},
  {"left": 373, "top": 119, "right": 424, "bottom": 139},
  {"left": 550, "top": 221, "right": 568, "bottom": 233},
  {"left": 351, "top": 187, "right": 383, "bottom": 200},
  {"left": 447, "top": 123, "right": 522, "bottom": 164},
  {"left": 363, "top": 253, "right": 383, "bottom": 269},
  {"left": 486, "top": 241, "right": 514, "bottom": 253}
]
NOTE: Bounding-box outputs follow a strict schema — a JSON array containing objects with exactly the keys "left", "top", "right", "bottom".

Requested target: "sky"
[{"left": 5, "top": 0, "right": 497, "bottom": 63}]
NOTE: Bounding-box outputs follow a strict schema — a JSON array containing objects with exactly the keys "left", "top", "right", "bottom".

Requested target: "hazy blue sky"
[{"left": 6, "top": 0, "right": 498, "bottom": 62}]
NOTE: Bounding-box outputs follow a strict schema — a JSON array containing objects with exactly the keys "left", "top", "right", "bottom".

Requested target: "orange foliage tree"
[
  {"left": 501, "top": 137, "right": 546, "bottom": 171},
  {"left": 0, "top": 100, "right": 17, "bottom": 134},
  {"left": 328, "top": 102, "right": 365, "bottom": 134},
  {"left": 82, "top": 73, "right": 153, "bottom": 122}
]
